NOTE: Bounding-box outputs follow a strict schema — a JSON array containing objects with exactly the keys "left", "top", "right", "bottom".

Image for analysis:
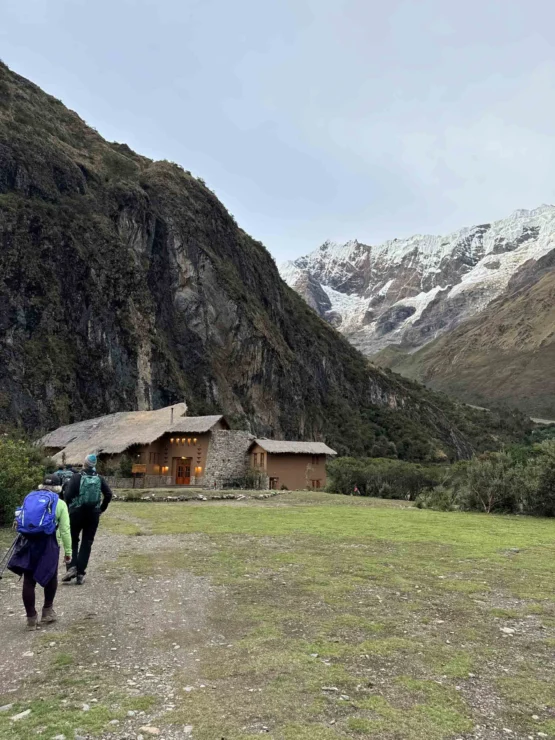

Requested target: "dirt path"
[{"left": 0, "top": 530, "right": 220, "bottom": 739}]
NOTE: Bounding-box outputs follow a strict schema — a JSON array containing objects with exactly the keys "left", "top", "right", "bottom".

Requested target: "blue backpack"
[{"left": 16, "top": 490, "right": 58, "bottom": 536}]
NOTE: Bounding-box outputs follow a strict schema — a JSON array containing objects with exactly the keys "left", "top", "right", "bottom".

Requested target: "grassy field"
[{"left": 1, "top": 492, "right": 555, "bottom": 739}]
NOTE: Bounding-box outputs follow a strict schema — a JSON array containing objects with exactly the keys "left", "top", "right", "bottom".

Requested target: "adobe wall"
[
  {"left": 204, "top": 430, "right": 259, "bottom": 489},
  {"left": 249, "top": 445, "right": 328, "bottom": 490},
  {"left": 135, "top": 432, "right": 211, "bottom": 484}
]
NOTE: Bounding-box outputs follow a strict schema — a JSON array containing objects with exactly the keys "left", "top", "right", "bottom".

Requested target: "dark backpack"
[
  {"left": 75, "top": 472, "right": 102, "bottom": 509},
  {"left": 16, "top": 490, "right": 58, "bottom": 536}
]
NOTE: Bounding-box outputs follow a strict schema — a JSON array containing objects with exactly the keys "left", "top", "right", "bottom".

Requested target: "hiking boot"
[
  {"left": 62, "top": 566, "right": 77, "bottom": 582},
  {"left": 41, "top": 607, "right": 57, "bottom": 623},
  {"left": 76, "top": 574, "right": 85, "bottom": 586},
  {"left": 26, "top": 614, "right": 39, "bottom": 631}
]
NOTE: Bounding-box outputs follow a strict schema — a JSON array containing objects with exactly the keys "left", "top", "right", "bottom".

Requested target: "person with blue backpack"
[
  {"left": 7, "top": 474, "right": 72, "bottom": 630},
  {"left": 62, "top": 453, "right": 112, "bottom": 585}
]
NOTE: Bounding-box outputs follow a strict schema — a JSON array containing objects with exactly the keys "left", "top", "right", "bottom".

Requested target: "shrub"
[
  {"left": 244, "top": 468, "right": 266, "bottom": 490},
  {"left": 444, "top": 444, "right": 555, "bottom": 516},
  {"left": 0, "top": 436, "right": 50, "bottom": 527},
  {"left": 118, "top": 454, "right": 133, "bottom": 477},
  {"left": 415, "top": 485, "right": 457, "bottom": 511},
  {"left": 327, "top": 457, "right": 443, "bottom": 501},
  {"left": 525, "top": 459, "right": 555, "bottom": 517}
]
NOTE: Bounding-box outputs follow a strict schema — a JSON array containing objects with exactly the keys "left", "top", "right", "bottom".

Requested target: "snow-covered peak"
[{"left": 280, "top": 204, "right": 555, "bottom": 356}]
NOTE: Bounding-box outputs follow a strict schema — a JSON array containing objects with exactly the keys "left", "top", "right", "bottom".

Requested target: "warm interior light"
[
  {"left": 170, "top": 438, "right": 174, "bottom": 444},
  {"left": 193, "top": 438, "right": 197, "bottom": 444},
  {"left": 181, "top": 438, "right": 186, "bottom": 444},
  {"left": 195, "top": 466, "right": 202, "bottom": 474}
]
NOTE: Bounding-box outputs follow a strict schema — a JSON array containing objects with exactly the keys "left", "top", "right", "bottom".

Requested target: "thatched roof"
[
  {"left": 254, "top": 440, "right": 337, "bottom": 456},
  {"left": 39, "top": 404, "right": 224, "bottom": 464},
  {"left": 169, "top": 415, "right": 227, "bottom": 434}
]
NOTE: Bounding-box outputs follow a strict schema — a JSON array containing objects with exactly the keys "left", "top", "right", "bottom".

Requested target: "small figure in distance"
[
  {"left": 353, "top": 485, "right": 360, "bottom": 496},
  {"left": 8, "top": 474, "right": 72, "bottom": 630},
  {"left": 62, "top": 453, "right": 113, "bottom": 586}
]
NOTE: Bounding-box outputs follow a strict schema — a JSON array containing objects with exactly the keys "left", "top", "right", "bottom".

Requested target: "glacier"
[{"left": 280, "top": 204, "right": 555, "bottom": 356}]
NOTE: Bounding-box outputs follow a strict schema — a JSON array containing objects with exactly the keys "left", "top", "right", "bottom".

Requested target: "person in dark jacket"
[{"left": 62, "top": 453, "right": 112, "bottom": 585}]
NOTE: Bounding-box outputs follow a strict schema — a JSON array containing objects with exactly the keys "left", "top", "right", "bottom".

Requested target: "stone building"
[{"left": 40, "top": 404, "right": 337, "bottom": 489}]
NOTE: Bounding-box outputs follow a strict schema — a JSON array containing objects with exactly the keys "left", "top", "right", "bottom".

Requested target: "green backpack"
[{"left": 77, "top": 472, "right": 102, "bottom": 509}]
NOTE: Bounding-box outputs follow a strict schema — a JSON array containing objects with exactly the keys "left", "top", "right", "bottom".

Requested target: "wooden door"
[{"left": 176, "top": 460, "right": 191, "bottom": 485}]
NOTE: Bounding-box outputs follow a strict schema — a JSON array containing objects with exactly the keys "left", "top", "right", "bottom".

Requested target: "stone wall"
[
  {"left": 204, "top": 430, "right": 267, "bottom": 489},
  {"left": 106, "top": 475, "right": 173, "bottom": 489}
]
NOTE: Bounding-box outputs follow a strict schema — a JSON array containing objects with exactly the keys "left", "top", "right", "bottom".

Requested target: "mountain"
[
  {"left": 0, "top": 62, "right": 530, "bottom": 460},
  {"left": 377, "top": 249, "right": 555, "bottom": 419},
  {"left": 280, "top": 206, "right": 555, "bottom": 358}
]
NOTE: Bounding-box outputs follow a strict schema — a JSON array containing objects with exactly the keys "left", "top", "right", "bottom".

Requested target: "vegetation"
[
  {"left": 326, "top": 457, "right": 443, "bottom": 500},
  {"left": 0, "top": 435, "right": 51, "bottom": 526},
  {"left": 328, "top": 438, "right": 555, "bottom": 518},
  {"left": 415, "top": 440, "right": 555, "bottom": 516}
]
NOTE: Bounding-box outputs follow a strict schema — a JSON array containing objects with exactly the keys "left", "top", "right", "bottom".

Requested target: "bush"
[
  {"left": 454, "top": 453, "right": 532, "bottom": 514},
  {"left": 415, "top": 485, "right": 457, "bottom": 511},
  {"left": 118, "top": 454, "right": 133, "bottom": 477},
  {"left": 0, "top": 436, "right": 51, "bottom": 527},
  {"left": 433, "top": 443, "right": 555, "bottom": 516},
  {"left": 244, "top": 468, "right": 266, "bottom": 490},
  {"left": 329, "top": 442, "right": 555, "bottom": 518},
  {"left": 327, "top": 457, "right": 443, "bottom": 501},
  {"left": 523, "top": 462, "right": 555, "bottom": 516}
]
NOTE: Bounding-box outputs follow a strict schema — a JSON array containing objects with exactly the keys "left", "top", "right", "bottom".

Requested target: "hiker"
[
  {"left": 62, "top": 453, "right": 112, "bottom": 585},
  {"left": 55, "top": 466, "right": 75, "bottom": 501},
  {"left": 7, "top": 474, "right": 72, "bottom": 630}
]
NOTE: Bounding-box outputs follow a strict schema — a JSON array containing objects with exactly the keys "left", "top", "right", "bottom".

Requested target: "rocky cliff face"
[
  {"left": 0, "top": 63, "right": 528, "bottom": 459},
  {"left": 281, "top": 207, "right": 555, "bottom": 356}
]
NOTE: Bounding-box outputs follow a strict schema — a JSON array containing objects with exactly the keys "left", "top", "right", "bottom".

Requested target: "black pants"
[
  {"left": 22, "top": 572, "right": 57, "bottom": 618},
  {"left": 69, "top": 508, "right": 100, "bottom": 575}
]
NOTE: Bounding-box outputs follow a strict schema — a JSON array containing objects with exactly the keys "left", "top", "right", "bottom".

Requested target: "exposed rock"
[
  {"left": 383, "top": 248, "right": 555, "bottom": 417},
  {"left": 281, "top": 207, "right": 555, "bottom": 372},
  {"left": 10, "top": 709, "right": 31, "bottom": 721},
  {"left": 0, "top": 62, "right": 529, "bottom": 458}
]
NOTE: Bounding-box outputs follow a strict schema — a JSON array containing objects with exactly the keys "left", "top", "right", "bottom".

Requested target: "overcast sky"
[{"left": 2, "top": 0, "right": 555, "bottom": 261}]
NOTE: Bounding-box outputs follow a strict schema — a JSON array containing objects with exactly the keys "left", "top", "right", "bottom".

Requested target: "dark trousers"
[
  {"left": 69, "top": 508, "right": 100, "bottom": 575},
  {"left": 22, "top": 572, "right": 57, "bottom": 618}
]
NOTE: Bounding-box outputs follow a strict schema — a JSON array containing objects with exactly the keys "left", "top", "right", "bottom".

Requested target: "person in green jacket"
[{"left": 7, "top": 474, "right": 72, "bottom": 630}]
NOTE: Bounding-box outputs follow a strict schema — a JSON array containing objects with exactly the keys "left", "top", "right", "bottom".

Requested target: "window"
[
  {"left": 253, "top": 453, "right": 258, "bottom": 467},
  {"left": 311, "top": 455, "right": 320, "bottom": 466},
  {"left": 259, "top": 453, "right": 265, "bottom": 468}
]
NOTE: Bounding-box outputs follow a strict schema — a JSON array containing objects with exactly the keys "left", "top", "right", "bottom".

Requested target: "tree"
[{"left": 0, "top": 435, "right": 49, "bottom": 527}]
